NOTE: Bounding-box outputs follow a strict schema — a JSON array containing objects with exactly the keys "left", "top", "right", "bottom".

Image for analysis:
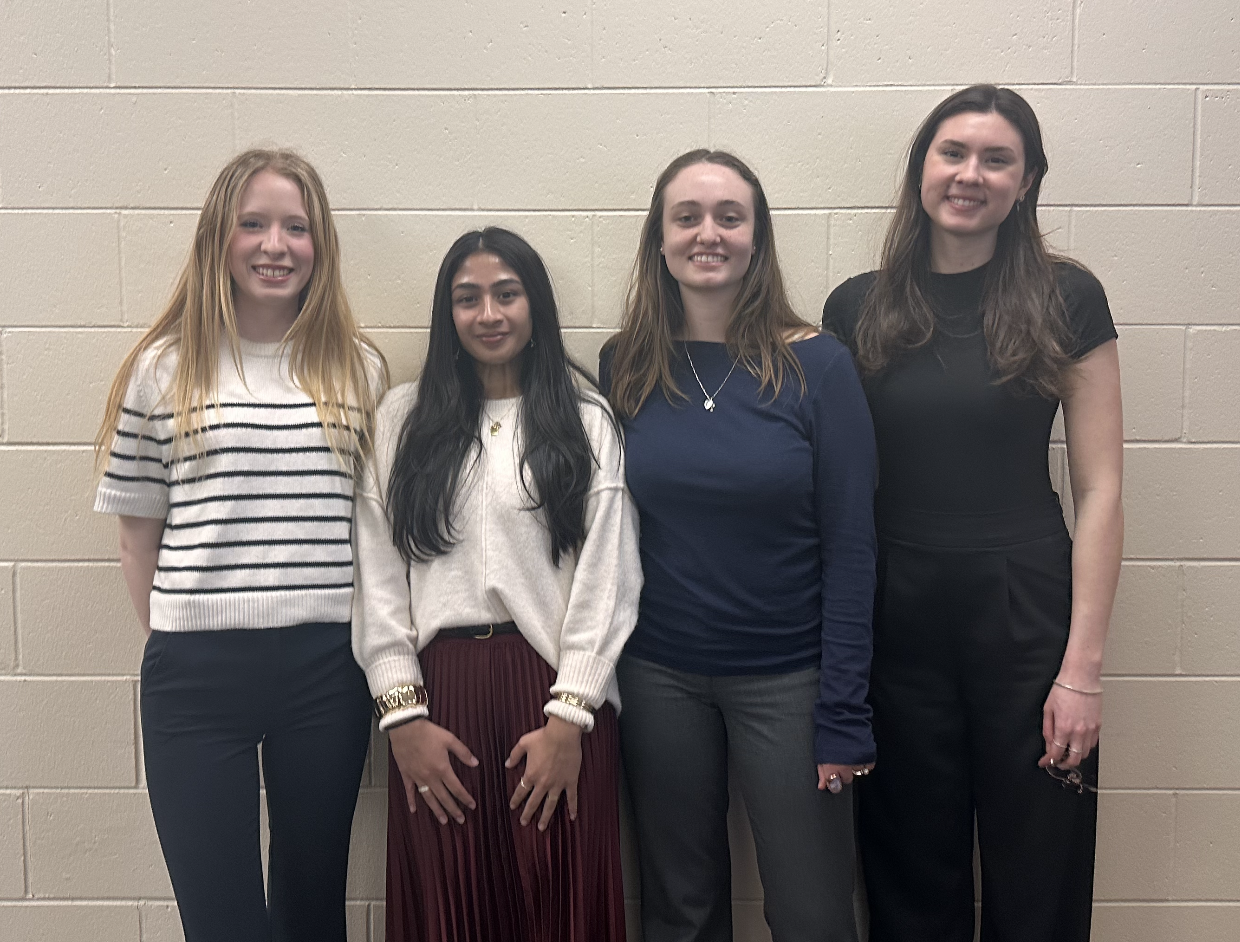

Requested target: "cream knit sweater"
[{"left": 351, "top": 382, "right": 642, "bottom": 732}]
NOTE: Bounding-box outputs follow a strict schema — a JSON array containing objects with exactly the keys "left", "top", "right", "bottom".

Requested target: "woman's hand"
[
  {"left": 817, "top": 762, "right": 876, "bottom": 794},
  {"left": 506, "top": 715, "right": 583, "bottom": 831},
  {"left": 1038, "top": 681, "right": 1102, "bottom": 770},
  {"left": 389, "top": 718, "right": 478, "bottom": 824}
]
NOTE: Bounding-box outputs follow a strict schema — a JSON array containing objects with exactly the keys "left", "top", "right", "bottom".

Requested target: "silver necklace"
[{"left": 683, "top": 343, "right": 738, "bottom": 413}]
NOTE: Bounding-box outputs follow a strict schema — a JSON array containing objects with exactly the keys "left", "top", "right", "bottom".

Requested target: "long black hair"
[
  {"left": 855, "top": 84, "right": 1074, "bottom": 398},
  {"left": 387, "top": 227, "right": 613, "bottom": 566}
]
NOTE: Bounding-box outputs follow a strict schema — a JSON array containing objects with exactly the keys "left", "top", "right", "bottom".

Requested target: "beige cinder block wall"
[{"left": 2, "top": 2, "right": 1238, "bottom": 940}]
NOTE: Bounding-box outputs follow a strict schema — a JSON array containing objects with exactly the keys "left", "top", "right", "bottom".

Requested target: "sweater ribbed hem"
[
  {"left": 94, "top": 487, "right": 168, "bottom": 519},
  {"left": 149, "top": 588, "right": 353, "bottom": 632},
  {"left": 543, "top": 698, "right": 596, "bottom": 732},
  {"left": 364, "top": 653, "right": 426, "bottom": 699},
  {"left": 549, "top": 649, "right": 615, "bottom": 707},
  {"left": 378, "top": 705, "right": 429, "bottom": 731}
]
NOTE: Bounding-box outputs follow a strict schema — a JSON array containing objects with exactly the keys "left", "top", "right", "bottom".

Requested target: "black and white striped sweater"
[{"left": 95, "top": 338, "right": 375, "bottom": 632}]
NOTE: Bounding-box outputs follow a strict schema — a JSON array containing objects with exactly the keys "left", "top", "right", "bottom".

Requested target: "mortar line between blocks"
[
  {"left": 1069, "top": 0, "right": 1081, "bottom": 83},
  {"left": 1191, "top": 88, "right": 1203, "bottom": 206},
  {"left": 116, "top": 212, "right": 127, "bottom": 325},
  {"left": 106, "top": 0, "right": 116, "bottom": 87},
  {"left": 21, "top": 788, "right": 30, "bottom": 897}
]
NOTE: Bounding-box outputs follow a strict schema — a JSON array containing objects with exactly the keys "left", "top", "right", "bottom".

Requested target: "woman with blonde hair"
[
  {"left": 95, "top": 148, "right": 387, "bottom": 942},
  {"left": 824, "top": 85, "right": 1122, "bottom": 941},
  {"left": 602, "top": 149, "right": 878, "bottom": 942}
]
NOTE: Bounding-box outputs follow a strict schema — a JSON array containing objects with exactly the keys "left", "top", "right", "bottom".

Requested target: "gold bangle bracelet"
[
  {"left": 1052, "top": 679, "right": 1103, "bottom": 696},
  {"left": 374, "top": 684, "right": 428, "bottom": 718},
  {"left": 552, "top": 691, "right": 595, "bottom": 715}
]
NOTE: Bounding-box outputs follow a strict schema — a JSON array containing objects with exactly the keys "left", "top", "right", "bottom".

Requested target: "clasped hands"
[{"left": 389, "top": 715, "right": 583, "bottom": 832}]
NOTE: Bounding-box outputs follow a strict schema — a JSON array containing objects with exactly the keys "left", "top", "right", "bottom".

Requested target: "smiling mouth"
[
  {"left": 690, "top": 253, "right": 727, "bottom": 263},
  {"left": 254, "top": 265, "right": 293, "bottom": 278},
  {"left": 946, "top": 196, "right": 984, "bottom": 208}
]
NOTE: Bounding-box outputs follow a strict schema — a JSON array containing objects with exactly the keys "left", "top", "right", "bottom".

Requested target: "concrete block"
[
  {"left": 1182, "top": 565, "right": 1240, "bottom": 675},
  {"left": 1020, "top": 88, "right": 1194, "bottom": 206},
  {"left": 0, "top": 792, "right": 23, "bottom": 898},
  {"left": 592, "top": 214, "right": 645, "bottom": 332},
  {"left": 711, "top": 89, "right": 946, "bottom": 209},
  {"left": 235, "top": 94, "right": 478, "bottom": 211},
  {"left": 562, "top": 330, "right": 614, "bottom": 378},
  {"left": 1123, "top": 446, "right": 1240, "bottom": 559},
  {"left": 594, "top": 1, "right": 827, "bottom": 87},
  {"left": 0, "top": 0, "right": 109, "bottom": 85},
  {"left": 1105, "top": 563, "right": 1180, "bottom": 675},
  {"left": 0, "top": 93, "right": 235, "bottom": 208},
  {"left": 3, "top": 330, "right": 144, "bottom": 444},
  {"left": 351, "top": 0, "right": 591, "bottom": 89},
  {"left": 732, "top": 902, "right": 774, "bottom": 942},
  {"left": 1199, "top": 90, "right": 1240, "bottom": 205},
  {"left": 1115, "top": 327, "right": 1184, "bottom": 442},
  {"left": 1173, "top": 793, "right": 1240, "bottom": 899},
  {"left": 345, "top": 788, "right": 387, "bottom": 900},
  {"left": 347, "top": 902, "right": 368, "bottom": 942},
  {"left": 771, "top": 212, "right": 829, "bottom": 325},
  {"left": 1093, "top": 791, "right": 1175, "bottom": 899},
  {"left": 336, "top": 213, "right": 592, "bottom": 329},
  {"left": 113, "top": 1, "right": 352, "bottom": 87},
  {"left": 139, "top": 902, "right": 183, "bottom": 942},
  {"left": 0, "top": 680, "right": 135, "bottom": 787},
  {"left": 831, "top": 0, "right": 1071, "bottom": 85},
  {"left": 0, "top": 213, "right": 122, "bottom": 326},
  {"left": 1186, "top": 328, "right": 1240, "bottom": 442},
  {"left": 1093, "top": 904, "right": 1240, "bottom": 942},
  {"left": 1103, "top": 678, "right": 1240, "bottom": 788},
  {"left": 1071, "top": 210, "right": 1240, "bottom": 325},
  {"left": 119, "top": 213, "right": 197, "bottom": 328},
  {"left": 17, "top": 564, "right": 145, "bottom": 675},
  {"left": 371, "top": 902, "right": 386, "bottom": 942},
  {"left": 366, "top": 330, "right": 429, "bottom": 388},
  {"left": 26, "top": 790, "right": 170, "bottom": 898},
  {"left": 0, "top": 565, "right": 13, "bottom": 674},
  {"left": 474, "top": 93, "right": 710, "bottom": 211},
  {"left": 728, "top": 783, "right": 762, "bottom": 900},
  {"left": 1077, "top": 0, "right": 1240, "bottom": 83},
  {"left": 368, "top": 723, "right": 388, "bottom": 789},
  {"left": 0, "top": 903, "right": 139, "bottom": 941},
  {"left": 0, "top": 448, "right": 117, "bottom": 560}
]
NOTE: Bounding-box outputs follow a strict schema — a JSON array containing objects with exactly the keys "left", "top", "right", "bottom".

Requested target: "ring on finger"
[
  {"left": 519, "top": 778, "right": 530, "bottom": 790},
  {"left": 1052, "top": 739, "right": 1067, "bottom": 748},
  {"left": 1067, "top": 746, "right": 1080, "bottom": 755},
  {"left": 417, "top": 784, "right": 431, "bottom": 793},
  {"left": 827, "top": 773, "right": 843, "bottom": 794}
]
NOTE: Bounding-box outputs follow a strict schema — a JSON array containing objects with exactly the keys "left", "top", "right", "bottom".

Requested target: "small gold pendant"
[{"left": 489, "top": 421, "right": 501, "bottom": 436}]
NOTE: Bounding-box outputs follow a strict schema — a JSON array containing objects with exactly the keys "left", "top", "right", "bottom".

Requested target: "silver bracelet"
[{"left": 1052, "top": 679, "right": 1103, "bottom": 696}]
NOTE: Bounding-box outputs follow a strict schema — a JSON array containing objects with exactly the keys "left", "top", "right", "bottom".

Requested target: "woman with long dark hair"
[
  {"left": 824, "top": 85, "right": 1123, "bottom": 941},
  {"left": 352, "top": 227, "right": 640, "bottom": 942},
  {"left": 603, "top": 150, "right": 878, "bottom": 942}
]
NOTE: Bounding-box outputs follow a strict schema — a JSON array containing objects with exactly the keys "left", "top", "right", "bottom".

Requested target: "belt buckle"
[{"left": 472, "top": 624, "right": 494, "bottom": 640}]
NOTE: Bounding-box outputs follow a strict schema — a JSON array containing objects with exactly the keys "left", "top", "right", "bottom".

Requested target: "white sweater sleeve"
[
  {"left": 351, "top": 384, "right": 428, "bottom": 726},
  {"left": 544, "top": 397, "right": 643, "bottom": 730}
]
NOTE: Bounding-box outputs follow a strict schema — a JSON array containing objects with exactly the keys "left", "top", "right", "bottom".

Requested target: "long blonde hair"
[
  {"left": 95, "top": 148, "right": 388, "bottom": 473},
  {"left": 603, "top": 149, "right": 809, "bottom": 419}
]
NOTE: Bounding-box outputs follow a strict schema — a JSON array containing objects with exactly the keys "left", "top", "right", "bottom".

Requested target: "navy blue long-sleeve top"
[{"left": 601, "top": 334, "right": 879, "bottom": 764}]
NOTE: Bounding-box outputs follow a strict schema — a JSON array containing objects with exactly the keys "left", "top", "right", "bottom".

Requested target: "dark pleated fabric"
[{"left": 386, "top": 632, "right": 626, "bottom": 942}]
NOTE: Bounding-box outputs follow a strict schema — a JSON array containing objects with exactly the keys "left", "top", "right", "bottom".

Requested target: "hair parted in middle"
[
  {"left": 94, "top": 147, "right": 388, "bottom": 473},
  {"left": 853, "top": 84, "right": 1075, "bottom": 398},
  {"left": 386, "top": 227, "right": 617, "bottom": 568},
  {"left": 603, "top": 149, "right": 811, "bottom": 419}
]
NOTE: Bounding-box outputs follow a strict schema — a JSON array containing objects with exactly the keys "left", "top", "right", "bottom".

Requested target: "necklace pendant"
[
  {"left": 703, "top": 397, "right": 715, "bottom": 412},
  {"left": 489, "top": 421, "right": 501, "bottom": 436}
]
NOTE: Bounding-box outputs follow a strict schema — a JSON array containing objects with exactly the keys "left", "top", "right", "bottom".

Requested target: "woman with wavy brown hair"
[
  {"left": 603, "top": 149, "right": 878, "bottom": 942},
  {"left": 95, "top": 148, "right": 387, "bottom": 942},
  {"left": 824, "top": 85, "right": 1122, "bottom": 942}
]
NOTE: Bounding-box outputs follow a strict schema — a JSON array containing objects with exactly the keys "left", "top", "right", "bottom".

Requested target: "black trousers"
[
  {"left": 140, "top": 623, "right": 373, "bottom": 942},
  {"left": 859, "top": 514, "right": 1098, "bottom": 942}
]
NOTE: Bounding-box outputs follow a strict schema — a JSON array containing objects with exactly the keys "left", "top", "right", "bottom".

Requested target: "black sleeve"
[
  {"left": 821, "top": 272, "right": 877, "bottom": 354},
  {"left": 1057, "top": 262, "right": 1118, "bottom": 359}
]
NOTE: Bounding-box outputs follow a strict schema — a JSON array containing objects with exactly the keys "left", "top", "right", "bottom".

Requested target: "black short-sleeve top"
[{"left": 822, "top": 261, "right": 1116, "bottom": 527}]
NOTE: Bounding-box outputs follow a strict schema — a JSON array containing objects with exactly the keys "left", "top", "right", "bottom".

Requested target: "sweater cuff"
[
  {"left": 549, "top": 649, "right": 614, "bottom": 707},
  {"left": 364, "top": 654, "right": 425, "bottom": 700},
  {"left": 94, "top": 487, "right": 168, "bottom": 519},
  {"left": 543, "top": 698, "right": 595, "bottom": 733},
  {"left": 378, "top": 705, "right": 429, "bottom": 731}
]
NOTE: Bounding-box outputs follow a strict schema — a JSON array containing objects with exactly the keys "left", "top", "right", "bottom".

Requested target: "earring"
[{"left": 528, "top": 336, "right": 536, "bottom": 349}]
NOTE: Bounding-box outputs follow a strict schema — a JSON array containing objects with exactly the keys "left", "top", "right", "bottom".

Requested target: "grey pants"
[{"left": 617, "top": 654, "right": 860, "bottom": 942}]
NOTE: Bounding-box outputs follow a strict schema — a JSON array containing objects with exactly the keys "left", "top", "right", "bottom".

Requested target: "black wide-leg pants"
[
  {"left": 140, "top": 622, "right": 373, "bottom": 942},
  {"left": 859, "top": 513, "right": 1098, "bottom": 942}
]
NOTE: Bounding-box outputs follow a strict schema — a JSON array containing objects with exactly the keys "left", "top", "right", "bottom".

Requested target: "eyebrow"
[
  {"left": 668, "top": 199, "right": 748, "bottom": 211},
  {"left": 452, "top": 277, "right": 522, "bottom": 291},
  {"left": 938, "top": 138, "right": 1018, "bottom": 154}
]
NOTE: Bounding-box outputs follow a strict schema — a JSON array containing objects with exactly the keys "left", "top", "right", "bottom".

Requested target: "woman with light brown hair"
[
  {"left": 602, "top": 149, "right": 878, "bottom": 942},
  {"left": 824, "top": 85, "right": 1122, "bottom": 941},
  {"left": 94, "top": 148, "right": 387, "bottom": 942}
]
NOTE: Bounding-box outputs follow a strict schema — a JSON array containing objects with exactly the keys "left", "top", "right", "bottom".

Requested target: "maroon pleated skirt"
[{"left": 385, "top": 631, "right": 626, "bottom": 942}]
